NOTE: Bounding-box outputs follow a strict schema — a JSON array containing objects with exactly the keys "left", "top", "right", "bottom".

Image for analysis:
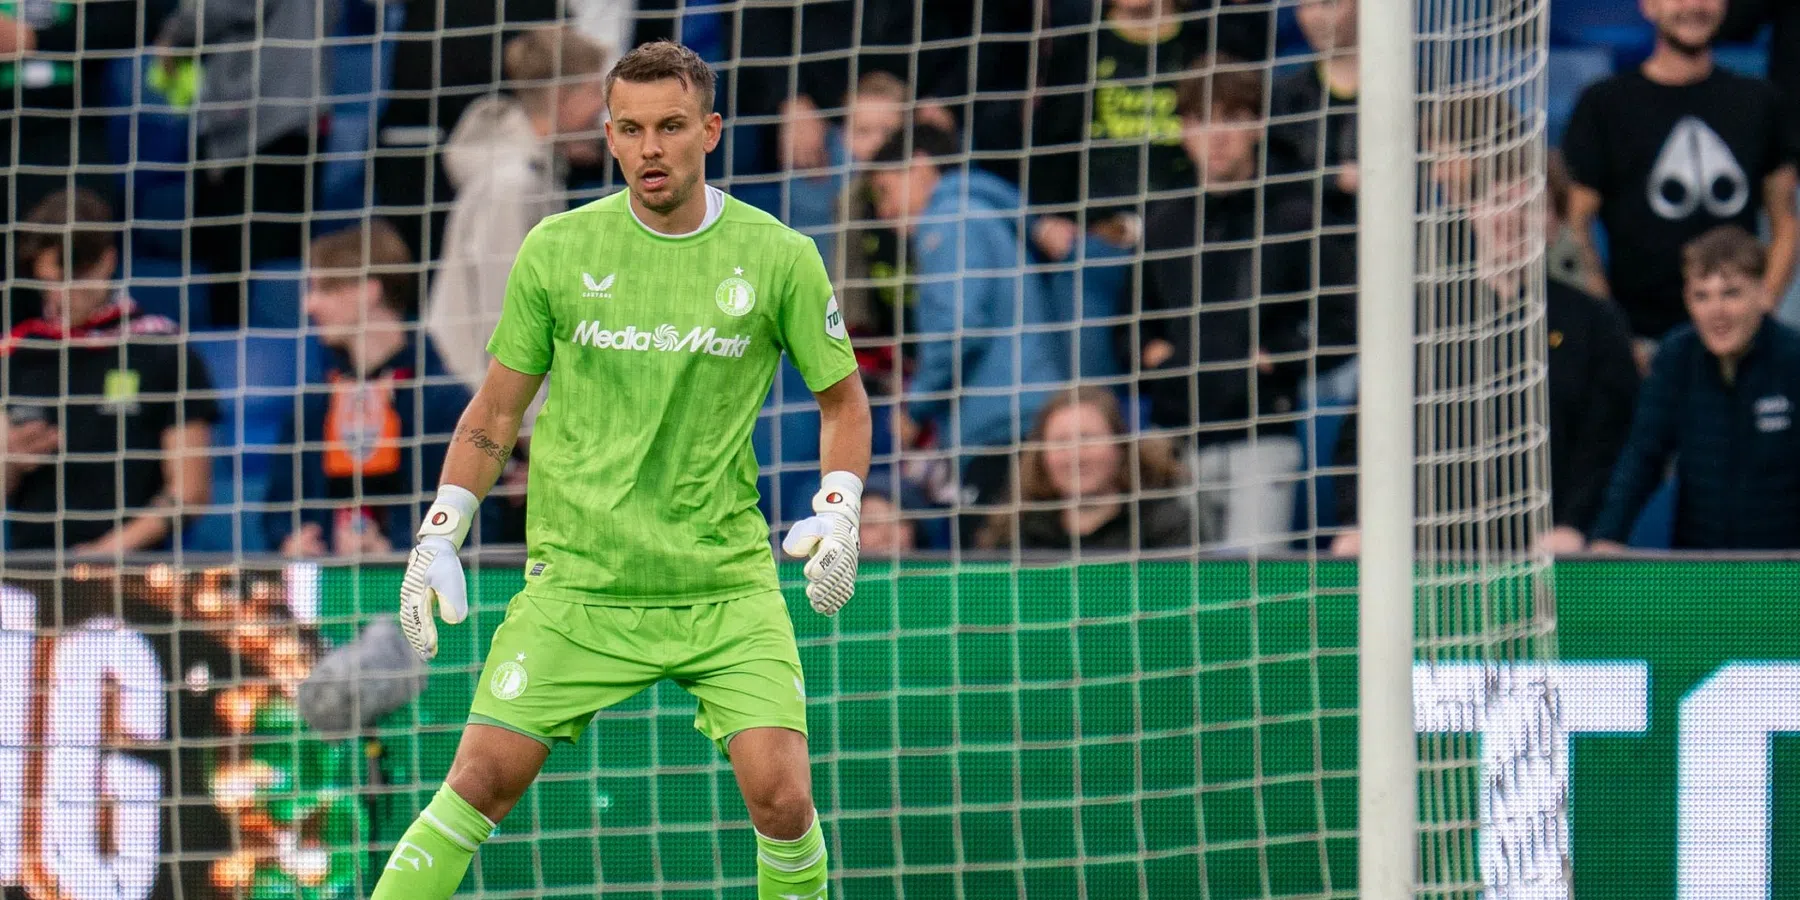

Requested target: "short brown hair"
[
  {"left": 309, "top": 219, "right": 418, "bottom": 316},
  {"left": 17, "top": 188, "right": 116, "bottom": 278},
  {"left": 604, "top": 40, "right": 716, "bottom": 114},
  {"left": 1683, "top": 225, "right": 1766, "bottom": 282},
  {"left": 1425, "top": 95, "right": 1541, "bottom": 200},
  {"left": 504, "top": 26, "right": 609, "bottom": 113},
  {"left": 1174, "top": 57, "right": 1264, "bottom": 121},
  {"left": 849, "top": 70, "right": 907, "bottom": 105}
]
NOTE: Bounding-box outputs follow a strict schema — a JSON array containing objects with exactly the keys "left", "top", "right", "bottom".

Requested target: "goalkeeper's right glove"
[{"left": 400, "top": 485, "right": 478, "bottom": 660}]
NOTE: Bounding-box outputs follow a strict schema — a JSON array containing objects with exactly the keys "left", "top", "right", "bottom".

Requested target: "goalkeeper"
[{"left": 371, "top": 40, "right": 870, "bottom": 900}]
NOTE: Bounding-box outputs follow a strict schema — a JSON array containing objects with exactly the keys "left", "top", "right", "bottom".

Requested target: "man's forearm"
[
  {"left": 440, "top": 407, "right": 524, "bottom": 501},
  {"left": 819, "top": 403, "right": 872, "bottom": 481},
  {"left": 1765, "top": 220, "right": 1797, "bottom": 305}
]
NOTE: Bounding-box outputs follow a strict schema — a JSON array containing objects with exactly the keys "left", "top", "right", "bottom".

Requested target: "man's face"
[
  {"left": 1297, "top": 0, "right": 1357, "bottom": 52},
  {"left": 1470, "top": 178, "right": 1540, "bottom": 274},
  {"left": 1641, "top": 0, "right": 1724, "bottom": 53},
  {"left": 1685, "top": 270, "right": 1767, "bottom": 359},
  {"left": 605, "top": 77, "right": 722, "bottom": 215},
  {"left": 31, "top": 248, "right": 115, "bottom": 326},
  {"left": 858, "top": 494, "right": 915, "bottom": 554},
  {"left": 1180, "top": 107, "right": 1261, "bottom": 188},
  {"left": 846, "top": 93, "right": 904, "bottom": 163},
  {"left": 304, "top": 279, "right": 377, "bottom": 349},
  {"left": 870, "top": 162, "right": 937, "bottom": 231}
]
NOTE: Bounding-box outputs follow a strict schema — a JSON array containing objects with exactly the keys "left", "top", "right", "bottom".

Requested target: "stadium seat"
[
  {"left": 104, "top": 56, "right": 197, "bottom": 259},
  {"left": 185, "top": 335, "right": 254, "bottom": 552},
  {"left": 127, "top": 256, "right": 211, "bottom": 330},
  {"left": 1713, "top": 40, "right": 1771, "bottom": 79},
  {"left": 1627, "top": 476, "right": 1677, "bottom": 550},
  {"left": 186, "top": 329, "right": 325, "bottom": 552},
  {"left": 319, "top": 0, "right": 407, "bottom": 215},
  {"left": 249, "top": 259, "right": 307, "bottom": 330},
  {"left": 1547, "top": 46, "right": 1613, "bottom": 146},
  {"left": 1292, "top": 407, "right": 1352, "bottom": 549}
]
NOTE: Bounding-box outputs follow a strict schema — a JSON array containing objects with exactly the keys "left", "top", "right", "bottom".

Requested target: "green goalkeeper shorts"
[{"left": 466, "top": 590, "right": 808, "bottom": 753}]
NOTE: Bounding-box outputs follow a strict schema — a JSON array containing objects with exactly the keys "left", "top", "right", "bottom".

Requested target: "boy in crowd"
[
  {"left": 1138, "top": 60, "right": 1314, "bottom": 551},
  {"left": 4, "top": 189, "right": 216, "bottom": 554},
  {"left": 264, "top": 220, "right": 490, "bottom": 557},
  {"left": 1591, "top": 225, "right": 1800, "bottom": 551},
  {"left": 1335, "top": 129, "right": 1641, "bottom": 555}
]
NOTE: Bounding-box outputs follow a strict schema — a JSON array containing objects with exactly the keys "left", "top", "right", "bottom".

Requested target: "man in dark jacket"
[
  {"left": 263, "top": 220, "right": 490, "bottom": 556},
  {"left": 1137, "top": 62, "right": 1313, "bottom": 550},
  {"left": 1333, "top": 169, "right": 1641, "bottom": 555},
  {"left": 1591, "top": 225, "right": 1800, "bottom": 551}
]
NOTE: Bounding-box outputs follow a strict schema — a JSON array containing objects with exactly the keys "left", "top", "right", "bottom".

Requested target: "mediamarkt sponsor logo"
[{"left": 571, "top": 322, "right": 751, "bottom": 358}]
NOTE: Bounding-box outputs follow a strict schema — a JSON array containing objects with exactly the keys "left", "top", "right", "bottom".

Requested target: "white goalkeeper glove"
[
  {"left": 400, "top": 485, "right": 478, "bottom": 660},
  {"left": 781, "top": 472, "right": 862, "bottom": 616}
]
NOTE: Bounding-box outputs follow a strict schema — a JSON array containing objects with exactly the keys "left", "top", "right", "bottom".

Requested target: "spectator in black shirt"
[
  {"left": 739, "top": 0, "right": 989, "bottom": 172},
  {"left": 1030, "top": 0, "right": 1215, "bottom": 230},
  {"left": 1591, "top": 225, "right": 1800, "bottom": 551},
  {"left": 1137, "top": 60, "right": 1311, "bottom": 550},
  {"left": 1268, "top": 0, "right": 1360, "bottom": 205},
  {"left": 1562, "top": 0, "right": 1800, "bottom": 347},
  {"left": 978, "top": 387, "right": 1194, "bottom": 553},
  {"left": 0, "top": 0, "right": 141, "bottom": 224},
  {"left": 4, "top": 190, "right": 216, "bottom": 554}
]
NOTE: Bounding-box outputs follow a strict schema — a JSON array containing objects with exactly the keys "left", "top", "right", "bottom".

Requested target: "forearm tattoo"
[{"left": 459, "top": 426, "right": 512, "bottom": 465}]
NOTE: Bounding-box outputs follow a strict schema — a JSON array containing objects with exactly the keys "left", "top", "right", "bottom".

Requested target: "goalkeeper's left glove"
[{"left": 781, "top": 471, "right": 862, "bottom": 616}]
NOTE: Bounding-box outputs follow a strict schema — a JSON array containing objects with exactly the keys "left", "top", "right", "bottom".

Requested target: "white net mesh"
[{"left": 0, "top": 0, "right": 1563, "bottom": 896}]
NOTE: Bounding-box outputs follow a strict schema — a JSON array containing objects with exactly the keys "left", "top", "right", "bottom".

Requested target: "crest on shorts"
[
  {"left": 715, "top": 268, "right": 757, "bottom": 317},
  {"left": 490, "top": 653, "right": 529, "bottom": 701}
]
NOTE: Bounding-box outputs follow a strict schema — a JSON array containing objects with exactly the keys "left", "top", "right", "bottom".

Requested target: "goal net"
[{"left": 0, "top": 0, "right": 1562, "bottom": 897}]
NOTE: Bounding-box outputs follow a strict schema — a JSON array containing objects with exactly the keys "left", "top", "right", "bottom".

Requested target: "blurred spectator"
[
  {"left": 426, "top": 25, "right": 608, "bottom": 397},
  {"left": 1334, "top": 160, "right": 1641, "bottom": 556},
  {"left": 858, "top": 472, "right": 923, "bottom": 555},
  {"left": 1137, "top": 59, "right": 1310, "bottom": 550},
  {"left": 978, "top": 387, "right": 1193, "bottom": 552},
  {"left": 1562, "top": 0, "right": 1800, "bottom": 346},
  {"left": 786, "top": 72, "right": 912, "bottom": 340},
  {"left": 871, "top": 124, "right": 1069, "bottom": 499},
  {"left": 1591, "top": 225, "right": 1800, "bottom": 551},
  {"left": 1269, "top": 0, "right": 1359, "bottom": 202},
  {"left": 158, "top": 0, "right": 335, "bottom": 327},
  {"left": 739, "top": 1, "right": 1016, "bottom": 176},
  {"left": 1265, "top": 0, "right": 1362, "bottom": 403},
  {"left": 264, "top": 220, "right": 477, "bottom": 558},
  {"left": 1030, "top": 0, "right": 1214, "bottom": 229},
  {"left": 373, "top": 0, "right": 561, "bottom": 263},
  {"left": 0, "top": 0, "right": 139, "bottom": 237},
  {"left": 4, "top": 189, "right": 215, "bottom": 554}
]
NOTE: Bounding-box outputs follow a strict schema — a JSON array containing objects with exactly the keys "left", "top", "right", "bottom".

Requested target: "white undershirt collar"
[{"left": 629, "top": 184, "right": 726, "bottom": 238}]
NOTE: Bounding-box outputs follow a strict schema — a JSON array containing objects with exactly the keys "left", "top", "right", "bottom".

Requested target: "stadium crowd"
[{"left": 4, "top": 0, "right": 1800, "bottom": 558}]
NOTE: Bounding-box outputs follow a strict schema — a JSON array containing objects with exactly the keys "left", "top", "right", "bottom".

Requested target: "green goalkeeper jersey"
[{"left": 487, "top": 188, "right": 858, "bottom": 605}]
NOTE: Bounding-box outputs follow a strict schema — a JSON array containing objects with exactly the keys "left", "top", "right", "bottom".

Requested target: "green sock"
[
  {"left": 755, "top": 810, "right": 829, "bottom": 900},
  {"left": 371, "top": 784, "right": 496, "bottom": 899}
]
